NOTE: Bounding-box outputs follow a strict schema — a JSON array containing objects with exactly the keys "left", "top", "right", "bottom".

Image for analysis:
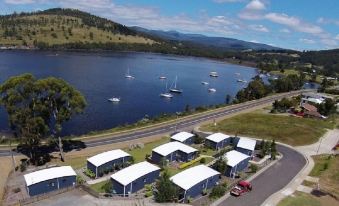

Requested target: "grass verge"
[
  {"left": 200, "top": 112, "right": 335, "bottom": 146},
  {"left": 309, "top": 155, "right": 339, "bottom": 198}
]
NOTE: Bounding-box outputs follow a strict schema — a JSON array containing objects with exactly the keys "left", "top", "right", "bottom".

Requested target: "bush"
[
  {"left": 202, "top": 189, "right": 207, "bottom": 196},
  {"left": 144, "top": 184, "right": 152, "bottom": 191},
  {"left": 209, "top": 185, "right": 226, "bottom": 199},
  {"left": 250, "top": 164, "right": 258, "bottom": 173},
  {"left": 76, "top": 175, "right": 85, "bottom": 185},
  {"left": 179, "top": 157, "right": 203, "bottom": 169},
  {"left": 200, "top": 158, "right": 206, "bottom": 164},
  {"left": 84, "top": 169, "right": 96, "bottom": 179},
  {"left": 187, "top": 196, "right": 193, "bottom": 203},
  {"left": 20, "top": 162, "right": 27, "bottom": 172},
  {"left": 145, "top": 191, "right": 153, "bottom": 197},
  {"left": 101, "top": 181, "right": 113, "bottom": 193}
]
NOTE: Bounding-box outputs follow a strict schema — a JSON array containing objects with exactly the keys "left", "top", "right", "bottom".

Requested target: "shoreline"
[{"left": 0, "top": 48, "right": 258, "bottom": 69}]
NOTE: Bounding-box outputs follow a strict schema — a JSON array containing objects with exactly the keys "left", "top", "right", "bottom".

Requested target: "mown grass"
[
  {"left": 124, "top": 137, "right": 169, "bottom": 163},
  {"left": 165, "top": 157, "right": 214, "bottom": 176},
  {"left": 310, "top": 155, "right": 339, "bottom": 198},
  {"left": 89, "top": 180, "right": 109, "bottom": 193},
  {"left": 200, "top": 112, "right": 335, "bottom": 146},
  {"left": 278, "top": 192, "right": 321, "bottom": 206}
]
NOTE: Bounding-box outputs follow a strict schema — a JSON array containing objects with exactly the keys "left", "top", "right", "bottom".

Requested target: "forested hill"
[{"left": 0, "top": 8, "right": 157, "bottom": 47}]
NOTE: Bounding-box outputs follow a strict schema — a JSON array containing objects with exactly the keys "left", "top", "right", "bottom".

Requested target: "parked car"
[{"left": 230, "top": 181, "right": 252, "bottom": 196}]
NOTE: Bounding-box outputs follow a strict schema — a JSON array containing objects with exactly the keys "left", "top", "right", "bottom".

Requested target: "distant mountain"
[{"left": 132, "top": 27, "right": 282, "bottom": 51}]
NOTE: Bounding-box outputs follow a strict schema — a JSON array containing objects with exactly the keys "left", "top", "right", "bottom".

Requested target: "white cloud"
[
  {"left": 336, "top": 34, "right": 339, "bottom": 40},
  {"left": 238, "top": 0, "right": 266, "bottom": 20},
  {"left": 265, "top": 13, "right": 324, "bottom": 35},
  {"left": 280, "top": 28, "right": 291, "bottom": 33},
  {"left": 299, "top": 38, "right": 315, "bottom": 44},
  {"left": 4, "top": 0, "right": 35, "bottom": 4},
  {"left": 245, "top": 0, "right": 266, "bottom": 10},
  {"left": 249, "top": 24, "right": 269, "bottom": 32},
  {"left": 317, "top": 17, "right": 339, "bottom": 26}
]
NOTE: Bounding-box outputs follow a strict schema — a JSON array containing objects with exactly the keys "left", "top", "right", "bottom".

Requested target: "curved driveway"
[{"left": 217, "top": 145, "right": 306, "bottom": 206}]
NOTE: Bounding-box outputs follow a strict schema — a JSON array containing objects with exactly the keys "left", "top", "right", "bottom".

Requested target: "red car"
[{"left": 230, "top": 181, "right": 252, "bottom": 196}]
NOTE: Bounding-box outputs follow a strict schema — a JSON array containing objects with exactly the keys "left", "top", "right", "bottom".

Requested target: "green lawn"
[
  {"left": 200, "top": 112, "right": 335, "bottom": 146},
  {"left": 89, "top": 180, "right": 110, "bottom": 193},
  {"left": 165, "top": 157, "right": 214, "bottom": 176},
  {"left": 270, "top": 69, "right": 300, "bottom": 76},
  {"left": 124, "top": 137, "right": 169, "bottom": 163},
  {"left": 310, "top": 155, "right": 339, "bottom": 198},
  {"left": 278, "top": 192, "right": 321, "bottom": 206}
]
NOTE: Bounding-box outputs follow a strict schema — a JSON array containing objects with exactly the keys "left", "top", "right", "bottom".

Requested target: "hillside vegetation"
[{"left": 0, "top": 8, "right": 155, "bottom": 47}]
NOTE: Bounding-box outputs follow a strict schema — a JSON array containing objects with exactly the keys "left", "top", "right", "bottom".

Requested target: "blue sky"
[{"left": 1, "top": 0, "right": 339, "bottom": 50}]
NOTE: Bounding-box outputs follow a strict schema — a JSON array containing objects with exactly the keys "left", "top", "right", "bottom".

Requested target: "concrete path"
[
  {"left": 262, "top": 129, "right": 339, "bottom": 206},
  {"left": 87, "top": 175, "right": 110, "bottom": 185}
]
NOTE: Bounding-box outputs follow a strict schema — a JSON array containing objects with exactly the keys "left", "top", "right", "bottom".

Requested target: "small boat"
[
  {"left": 159, "top": 76, "right": 167, "bottom": 80},
  {"left": 160, "top": 81, "right": 174, "bottom": 98},
  {"left": 108, "top": 97, "right": 121, "bottom": 102},
  {"left": 125, "top": 68, "right": 135, "bottom": 79},
  {"left": 237, "top": 79, "right": 247, "bottom": 83},
  {"left": 210, "top": 71, "right": 218, "bottom": 77},
  {"left": 169, "top": 76, "right": 183, "bottom": 93},
  {"left": 208, "top": 88, "right": 216, "bottom": 93},
  {"left": 201, "top": 81, "right": 209, "bottom": 85},
  {"left": 160, "top": 93, "right": 174, "bottom": 98}
]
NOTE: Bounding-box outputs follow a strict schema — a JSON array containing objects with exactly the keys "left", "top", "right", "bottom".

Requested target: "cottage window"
[
  {"left": 143, "top": 178, "right": 147, "bottom": 183},
  {"left": 202, "top": 183, "right": 205, "bottom": 188}
]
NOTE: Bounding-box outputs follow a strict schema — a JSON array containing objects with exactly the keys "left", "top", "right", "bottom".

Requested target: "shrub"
[
  {"left": 145, "top": 191, "right": 153, "bottom": 197},
  {"left": 104, "top": 168, "right": 109, "bottom": 174},
  {"left": 202, "top": 189, "right": 207, "bottom": 196},
  {"left": 187, "top": 196, "right": 193, "bottom": 203},
  {"left": 250, "top": 164, "right": 258, "bottom": 173},
  {"left": 101, "top": 181, "right": 113, "bottom": 193},
  {"left": 200, "top": 158, "right": 206, "bottom": 164},
  {"left": 84, "top": 169, "right": 96, "bottom": 179},
  {"left": 209, "top": 185, "right": 226, "bottom": 199},
  {"left": 20, "top": 162, "right": 27, "bottom": 172},
  {"left": 179, "top": 157, "right": 202, "bottom": 169},
  {"left": 76, "top": 175, "right": 85, "bottom": 185},
  {"left": 144, "top": 184, "right": 152, "bottom": 191}
]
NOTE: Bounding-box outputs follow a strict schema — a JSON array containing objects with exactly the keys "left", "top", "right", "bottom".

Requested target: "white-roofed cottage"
[
  {"left": 170, "top": 165, "right": 220, "bottom": 201},
  {"left": 205, "top": 133, "right": 231, "bottom": 150},
  {"left": 170, "top": 131, "right": 195, "bottom": 144},
  {"left": 24, "top": 166, "right": 76, "bottom": 196},
  {"left": 235, "top": 137, "right": 257, "bottom": 156},
  {"left": 223, "top": 150, "right": 250, "bottom": 178},
  {"left": 151, "top": 141, "right": 198, "bottom": 164},
  {"left": 111, "top": 161, "right": 160, "bottom": 196},
  {"left": 87, "top": 149, "right": 131, "bottom": 178}
]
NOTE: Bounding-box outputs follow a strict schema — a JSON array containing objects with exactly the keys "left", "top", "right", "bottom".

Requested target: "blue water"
[{"left": 0, "top": 51, "right": 258, "bottom": 136}]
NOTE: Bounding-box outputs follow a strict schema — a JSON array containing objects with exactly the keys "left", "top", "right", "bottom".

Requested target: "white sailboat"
[
  {"left": 125, "top": 67, "right": 135, "bottom": 79},
  {"left": 169, "top": 76, "right": 183, "bottom": 93},
  {"left": 160, "top": 81, "right": 173, "bottom": 98},
  {"left": 108, "top": 97, "right": 121, "bottom": 102},
  {"left": 237, "top": 79, "right": 247, "bottom": 83},
  {"left": 208, "top": 88, "right": 217, "bottom": 93},
  {"left": 201, "top": 81, "right": 209, "bottom": 85},
  {"left": 210, "top": 71, "right": 218, "bottom": 77},
  {"left": 159, "top": 76, "right": 167, "bottom": 80}
]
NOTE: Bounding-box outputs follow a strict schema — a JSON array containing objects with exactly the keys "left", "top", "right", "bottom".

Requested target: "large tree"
[
  {"left": 154, "top": 170, "right": 177, "bottom": 203},
  {"left": 0, "top": 74, "right": 86, "bottom": 162}
]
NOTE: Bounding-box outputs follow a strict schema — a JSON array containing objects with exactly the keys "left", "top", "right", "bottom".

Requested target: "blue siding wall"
[
  {"left": 112, "top": 170, "right": 160, "bottom": 196},
  {"left": 236, "top": 147, "right": 253, "bottom": 156},
  {"left": 152, "top": 151, "right": 197, "bottom": 165},
  {"left": 225, "top": 157, "right": 250, "bottom": 177},
  {"left": 184, "top": 174, "right": 220, "bottom": 200},
  {"left": 27, "top": 175, "right": 76, "bottom": 196},
  {"left": 205, "top": 139, "right": 230, "bottom": 150},
  {"left": 87, "top": 156, "right": 130, "bottom": 178}
]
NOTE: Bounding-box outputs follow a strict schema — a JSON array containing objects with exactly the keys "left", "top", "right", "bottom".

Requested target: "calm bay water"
[{"left": 0, "top": 51, "right": 258, "bottom": 136}]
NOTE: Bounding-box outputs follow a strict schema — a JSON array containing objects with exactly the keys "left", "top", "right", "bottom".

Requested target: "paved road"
[
  {"left": 0, "top": 90, "right": 311, "bottom": 157},
  {"left": 218, "top": 145, "right": 306, "bottom": 206}
]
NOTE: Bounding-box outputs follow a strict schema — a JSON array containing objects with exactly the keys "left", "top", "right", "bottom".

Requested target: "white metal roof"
[
  {"left": 87, "top": 149, "right": 131, "bottom": 167},
  {"left": 170, "top": 165, "right": 220, "bottom": 190},
  {"left": 24, "top": 166, "right": 76, "bottom": 187},
  {"left": 111, "top": 161, "right": 160, "bottom": 186},
  {"left": 223, "top": 150, "right": 250, "bottom": 167},
  {"left": 170, "top": 131, "right": 195, "bottom": 142},
  {"left": 205, "top": 133, "right": 230, "bottom": 143},
  {"left": 237, "top": 137, "right": 256, "bottom": 151},
  {"left": 152, "top": 141, "right": 197, "bottom": 156}
]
